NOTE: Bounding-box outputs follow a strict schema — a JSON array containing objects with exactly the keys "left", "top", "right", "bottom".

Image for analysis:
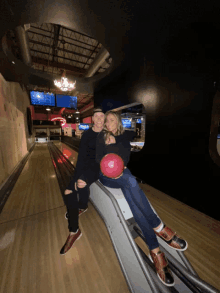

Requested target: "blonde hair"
[{"left": 103, "top": 111, "right": 124, "bottom": 141}]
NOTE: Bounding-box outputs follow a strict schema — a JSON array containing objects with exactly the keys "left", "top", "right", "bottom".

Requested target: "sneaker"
[
  {"left": 78, "top": 208, "right": 88, "bottom": 216},
  {"left": 60, "top": 229, "right": 82, "bottom": 255},
  {"left": 65, "top": 208, "right": 88, "bottom": 220},
  {"left": 150, "top": 250, "right": 175, "bottom": 287},
  {"left": 155, "top": 225, "right": 188, "bottom": 251}
]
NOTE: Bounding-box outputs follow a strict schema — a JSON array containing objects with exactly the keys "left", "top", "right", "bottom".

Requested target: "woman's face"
[{"left": 105, "top": 114, "right": 118, "bottom": 134}]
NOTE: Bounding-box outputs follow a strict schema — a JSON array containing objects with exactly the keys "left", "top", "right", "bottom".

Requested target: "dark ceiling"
[
  {"left": 3, "top": 22, "right": 114, "bottom": 115},
  {"left": 7, "top": 23, "right": 112, "bottom": 78},
  {"left": 1, "top": 0, "right": 220, "bottom": 116}
]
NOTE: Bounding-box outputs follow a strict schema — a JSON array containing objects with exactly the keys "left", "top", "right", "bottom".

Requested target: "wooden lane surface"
[
  {"left": 53, "top": 141, "right": 78, "bottom": 167},
  {"left": 0, "top": 203, "right": 130, "bottom": 293},
  {"left": 0, "top": 143, "right": 130, "bottom": 293},
  {"left": 136, "top": 183, "right": 220, "bottom": 291},
  {"left": 53, "top": 141, "right": 220, "bottom": 290},
  {"left": 0, "top": 143, "right": 63, "bottom": 224},
  {"left": 1, "top": 141, "right": 219, "bottom": 292}
]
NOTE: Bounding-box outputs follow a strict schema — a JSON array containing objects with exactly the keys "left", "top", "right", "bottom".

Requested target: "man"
[{"left": 60, "top": 107, "right": 105, "bottom": 255}]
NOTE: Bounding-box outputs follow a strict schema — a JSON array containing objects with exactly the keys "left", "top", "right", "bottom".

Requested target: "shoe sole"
[
  {"left": 60, "top": 232, "right": 83, "bottom": 256},
  {"left": 148, "top": 255, "right": 175, "bottom": 287},
  {"left": 157, "top": 272, "right": 175, "bottom": 287},
  {"left": 65, "top": 209, "right": 88, "bottom": 220},
  {"left": 79, "top": 208, "right": 88, "bottom": 216},
  {"left": 161, "top": 239, "right": 188, "bottom": 252}
]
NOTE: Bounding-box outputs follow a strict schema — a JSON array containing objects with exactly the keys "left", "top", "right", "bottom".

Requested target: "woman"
[{"left": 96, "top": 111, "right": 188, "bottom": 287}]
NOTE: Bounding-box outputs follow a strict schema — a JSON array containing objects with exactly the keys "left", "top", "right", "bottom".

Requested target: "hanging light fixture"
[
  {"left": 74, "top": 109, "right": 80, "bottom": 123},
  {"left": 54, "top": 70, "right": 76, "bottom": 92}
]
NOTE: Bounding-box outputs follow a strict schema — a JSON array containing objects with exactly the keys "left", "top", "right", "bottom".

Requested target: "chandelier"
[{"left": 54, "top": 70, "right": 76, "bottom": 92}]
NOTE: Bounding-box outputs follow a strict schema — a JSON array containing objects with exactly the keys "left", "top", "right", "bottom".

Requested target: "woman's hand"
[
  {"left": 113, "top": 167, "right": 126, "bottom": 179},
  {"left": 105, "top": 135, "right": 116, "bottom": 145}
]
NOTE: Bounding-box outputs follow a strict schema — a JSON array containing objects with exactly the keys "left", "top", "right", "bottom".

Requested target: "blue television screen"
[
  {"left": 79, "top": 124, "right": 90, "bottom": 130},
  {"left": 135, "top": 118, "right": 142, "bottom": 124},
  {"left": 122, "top": 119, "right": 131, "bottom": 129},
  {"left": 56, "top": 94, "right": 77, "bottom": 109},
  {"left": 30, "top": 91, "right": 55, "bottom": 106}
]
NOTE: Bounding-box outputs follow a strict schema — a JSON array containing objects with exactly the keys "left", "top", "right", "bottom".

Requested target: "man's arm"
[
  {"left": 74, "top": 131, "right": 89, "bottom": 177},
  {"left": 96, "top": 132, "right": 106, "bottom": 164},
  {"left": 65, "top": 131, "right": 89, "bottom": 191}
]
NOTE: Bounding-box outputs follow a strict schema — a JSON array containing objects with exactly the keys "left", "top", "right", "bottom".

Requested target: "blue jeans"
[{"left": 99, "top": 168, "right": 161, "bottom": 250}]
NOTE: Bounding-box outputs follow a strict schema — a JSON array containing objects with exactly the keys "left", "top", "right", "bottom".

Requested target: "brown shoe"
[
  {"left": 155, "top": 225, "right": 188, "bottom": 251},
  {"left": 60, "top": 229, "right": 82, "bottom": 255},
  {"left": 150, "top": 250, "right": 175, "bottom": 287}
]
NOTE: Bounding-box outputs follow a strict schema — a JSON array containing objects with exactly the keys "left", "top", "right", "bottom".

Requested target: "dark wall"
[{"left": 94, "top": 53, "right": 220, "bottom": 221}]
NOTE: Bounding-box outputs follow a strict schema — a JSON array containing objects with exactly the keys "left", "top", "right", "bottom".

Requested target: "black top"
[
  {"left": 66, "top": 128, "right": 101, "bottom": 189},
  {"left": 96, "top": 130, "right": 136, "bottom": 166},
  {"left": 66, "top": 128, "right": 135, "bottom": 190}
]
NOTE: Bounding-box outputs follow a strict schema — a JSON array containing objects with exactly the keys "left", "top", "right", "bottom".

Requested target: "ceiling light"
[
  {"left": 12, "top": 61, "right": 15, "bottom": 64},
  {"left": 54, "top": 70, "right": 76, "bottom": 92},
  {"left": 46, "top": 107, "right": 51, "bottom": 111}
]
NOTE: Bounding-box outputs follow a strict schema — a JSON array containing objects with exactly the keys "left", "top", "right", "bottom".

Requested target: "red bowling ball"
[{"left": 100, "top": 153, "right": 124, "bottom": 179}]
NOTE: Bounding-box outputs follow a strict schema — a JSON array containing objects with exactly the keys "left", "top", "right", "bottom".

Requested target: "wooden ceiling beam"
[
  {"left": 29, "top": 39, "right": 96, "bottom": 60},
  {"left": 31, "top": 56, "right": 86, "bottom": 75}
]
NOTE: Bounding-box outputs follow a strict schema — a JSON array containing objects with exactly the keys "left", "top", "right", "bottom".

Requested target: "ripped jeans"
[
  {"left": 99, "top": 168, "right": 161, "bottom": 250},
  {"left": 66, "top": 174, "right": 91, "bottom": 232}
]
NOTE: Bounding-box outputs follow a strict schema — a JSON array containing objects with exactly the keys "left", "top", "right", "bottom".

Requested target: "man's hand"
[
  {"left": 64, "top": 189, "right": 72, "bottom": 195},
  {"left": 77, "top": 179, "right": 87, "bottom": 189},
  {"left": 105, "top": 135, "right": 116, "bottom": 145}
]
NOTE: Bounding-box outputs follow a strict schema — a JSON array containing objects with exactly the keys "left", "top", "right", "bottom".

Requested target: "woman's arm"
[
  {"left": 96, "top": 131, "right": 134, "bottom": 167},
  {"left": 115, "top": 130, "right": 136, "bottom": 143}
]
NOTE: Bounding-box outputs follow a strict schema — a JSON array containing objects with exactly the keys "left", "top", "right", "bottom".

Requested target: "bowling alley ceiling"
[
  {"left": 7, "top": 23, "right": 112, "bottom": 79},
  {"left": 6, "top": 23, "right": 114, "bottom": 114}
]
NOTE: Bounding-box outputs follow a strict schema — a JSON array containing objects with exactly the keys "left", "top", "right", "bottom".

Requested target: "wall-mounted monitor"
[
  {"left": 122, "top": 119, "right": 132, "bottom": 129},
  {"left": 56, "top": 94, "right": 77, "bottom": 109},
  {"left": 78, "top": 123, "right": 90, "bottom": 130},
  {"left": 30, "top": 91, "right": 55, "bottom": 106}
]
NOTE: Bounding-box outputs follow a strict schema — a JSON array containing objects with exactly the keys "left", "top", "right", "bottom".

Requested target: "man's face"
[{"left": 92, "top": 112, "right": 105, "bottom": 128}]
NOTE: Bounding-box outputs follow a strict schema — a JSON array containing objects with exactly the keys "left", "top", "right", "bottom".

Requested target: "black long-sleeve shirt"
[
  {"left": 66, "top": 129, "right": 135, "bottom": 190},
  {"left": 66, "top": 128, "right": 101, "bottom": 190},
  {"left": 96, "top": 130, "right": 136, "bottom": 166}
]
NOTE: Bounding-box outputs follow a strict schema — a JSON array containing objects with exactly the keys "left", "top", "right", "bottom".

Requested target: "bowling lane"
[
  {"left": 138, "top": 183, "right": 220, "bottom": 291},
  {"left": 53, "top": 141, "right": 78, "bottom": 167},
  {"left": 0, "top": 142, "right": 130, "bottom": 293},
  {"left": 52, "top": 141, "right": 220, "bottom": 290},
  {"left": 0, "top": 143, "right": 63, "bottom": 224}
]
